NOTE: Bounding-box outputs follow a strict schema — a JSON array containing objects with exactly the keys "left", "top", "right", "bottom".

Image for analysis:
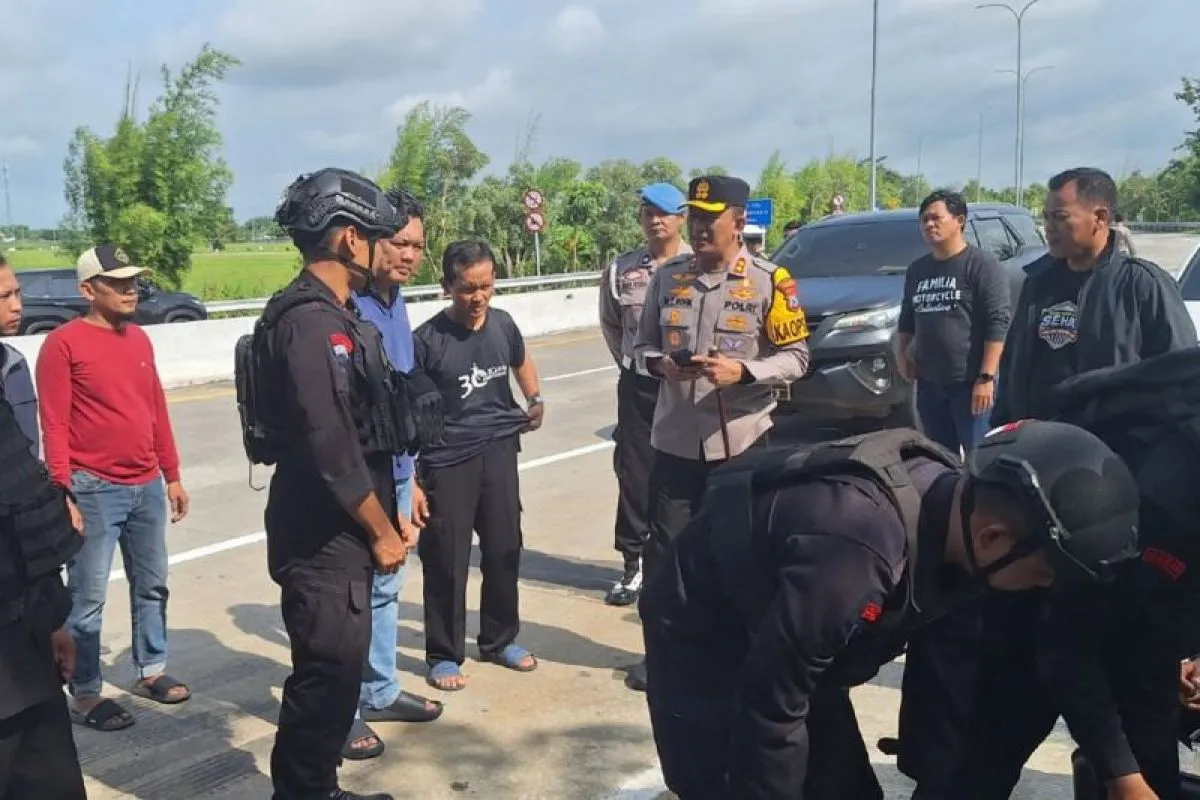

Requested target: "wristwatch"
[
  {"left": 528, "top": 393, "right": 544, "bottom": 406},
  {"left": 976, "top": 373, "right": 995, "bottom": 384}
]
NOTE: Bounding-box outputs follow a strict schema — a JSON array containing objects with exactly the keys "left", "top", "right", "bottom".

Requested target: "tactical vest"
[
  {"left": 704, "top": 428, "right": 962, "bottom": 682},
  {"left": 0, "top": 391, "right": 82, "bottom": 626},
  {"left": 234, "top": 281, "right": 417, "bottom": 479}
]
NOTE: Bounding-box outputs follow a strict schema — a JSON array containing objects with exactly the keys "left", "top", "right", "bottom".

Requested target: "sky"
[{"left": 0, "top": 0, "right": 1195, "bottom": 228}]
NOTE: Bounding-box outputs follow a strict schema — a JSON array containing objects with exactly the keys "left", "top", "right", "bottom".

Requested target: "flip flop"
[
  {"left": 341, "top": 717, "right": 384, "bottom": 761},
  {"left": 70, "top": 699, "right": 135, "bottom": 732},
  {"left": 426, "top": 661, "right": 467, "bottom": 692},
  {"left": 360, "top": 691, "right": 444, "bottom": 723},
  {"left": 131, "top": 674, "right": 191, "bottom": 705},
  {"left": 480, "top": 643, "right": 538, "bottom": 673}
]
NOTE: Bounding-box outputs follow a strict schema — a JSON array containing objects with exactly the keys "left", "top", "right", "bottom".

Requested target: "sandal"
[
  {"left": 132, "top": 674, "right": 191, "bottom": 705},
  {"left": 341, "top": 717, "right": 384, "bottom": 761},
  {"left": 70, "top": 698, "right": 135, "bottom": 732},
  {"left": 480, "top": 643, "right": 538, "bottom": 673},
  {"left": 360, "top": 690, "right": 444, "bottom": 723},
  {"left": 426, "top": 661, "right": 467, "bottom": 692}
]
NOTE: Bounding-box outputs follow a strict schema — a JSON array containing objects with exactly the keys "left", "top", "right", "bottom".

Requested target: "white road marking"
[
  {"left": 107, "top": 439, "right": 617, "bottom": 584},
  {"left": 543, "top": 365, "right": 617, "bottom": 382}
]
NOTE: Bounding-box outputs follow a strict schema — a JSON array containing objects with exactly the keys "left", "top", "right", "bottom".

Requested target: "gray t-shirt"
[{"left": 897, "top": 244, "right": 1012, "bottom": 385}]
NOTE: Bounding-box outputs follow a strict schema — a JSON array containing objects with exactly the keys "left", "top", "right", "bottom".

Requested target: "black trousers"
[
  {"left": 270, "top": 533, "right": 373, "bottom": 800},
  {"left": 644, "top": 617, "right": 882, "bottom": 800},
  {"left": 948, "top": 588, "right": 1184, "bottom": 799},
  {"left": 896, "top": 590, "right": 984, "bottom": 798},
  {"left": 419, "top": 435, "right": 523, "bottom": 667},
  {"left": 0, "top": 695, "right": 86, "bottom": 800},
  {"left": 611, "top": 368, "right": 658, "bottom": 567},
  {"left": 643, "top": 435, "right": 770, "bottom": 585}
]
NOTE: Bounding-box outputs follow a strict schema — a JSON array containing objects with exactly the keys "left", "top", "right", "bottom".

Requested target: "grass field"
[{"left": 2, "top": 242, "right": 301, "bottom": 301}]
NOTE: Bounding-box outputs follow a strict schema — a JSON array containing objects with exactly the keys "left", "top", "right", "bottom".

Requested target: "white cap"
[{"left": 743, "top": 224, "right": 766, "bottom": 238}]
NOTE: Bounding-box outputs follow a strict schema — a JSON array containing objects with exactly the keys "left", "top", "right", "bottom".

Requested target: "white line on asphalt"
[
  {"left": 107, "top": 439, "right": 617, "bottom": 584},
  {"left": 543, "top": 365, "right": 616, "bottom": 382}
]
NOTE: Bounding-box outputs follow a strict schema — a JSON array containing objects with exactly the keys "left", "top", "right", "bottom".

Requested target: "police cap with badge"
[{"left": 685, "top": 175, "right": 751, "bottom": 215}]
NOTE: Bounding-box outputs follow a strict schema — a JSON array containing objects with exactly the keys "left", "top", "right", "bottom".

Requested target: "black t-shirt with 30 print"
[{"left": 413, "top": 308, "right": 529, "bottom": 469}]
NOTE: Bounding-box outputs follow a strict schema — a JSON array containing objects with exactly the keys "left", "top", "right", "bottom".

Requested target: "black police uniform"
[
  {"left": 950, "top": 349, "right": 1200, "bottom": 800},
  {"left": 0, "top": 383, "right": 87, "bottom": 799},
  {"left": 641, "top": 431, "right": 963, "bottom": 800},
  {"left": 640, "top": 422, "right": 1141, "bottom": 800},
  {"left": 257, "top": 269, "right": 404, "bottom": 800}
]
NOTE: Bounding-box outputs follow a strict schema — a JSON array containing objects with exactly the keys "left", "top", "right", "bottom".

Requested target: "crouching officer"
[
  {"left": 241, "top": 167, "right": 442, "bottom": 800},
  {"left": 0, "top": 376, "right": 87, "bottom": 798},
  {"left": 626, "top": 174, "right": 810, "bottom": 691},
  {"left": 639, "top": 420, "right": 1142, "bottom": 799}
]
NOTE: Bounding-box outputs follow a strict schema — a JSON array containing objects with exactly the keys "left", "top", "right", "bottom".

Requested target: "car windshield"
[{"left": 771, "top": 217, "right": 928, "bottom": 278}]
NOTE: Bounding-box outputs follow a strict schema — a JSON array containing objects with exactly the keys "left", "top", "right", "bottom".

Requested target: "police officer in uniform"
[
  {"left": 598, "top": 182, "right": 690, "bottom": 606},
  {"left": 639, "top": 421, "right": 1143, "bottom": 799},
  {"left": 254, "top": 168, "right": 418, "bottom": 800},
  {"left": 626, "top": 175, "right": 810, "bottom": 690},
  {"left": 0, "top": 365, "right": 87, "bottom": 798}
]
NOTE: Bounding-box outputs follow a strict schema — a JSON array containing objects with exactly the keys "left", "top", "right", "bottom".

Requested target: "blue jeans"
[
  {"left": 357, "top": 477, "right": 413, "bottom": 713},
  {"left": 66, "top": 470, "right": 169, "bottom": 698},
  {"left": 916, "top": 379, "right": 991, "bottom": 457}
]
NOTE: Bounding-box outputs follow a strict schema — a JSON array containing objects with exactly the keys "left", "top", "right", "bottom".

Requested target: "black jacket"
[
  {"left": 0, "top": 386, "right": 72, "bottom": 720},
  {"left": 991, "top": 233, "right": 1197, "bottom": 426}
]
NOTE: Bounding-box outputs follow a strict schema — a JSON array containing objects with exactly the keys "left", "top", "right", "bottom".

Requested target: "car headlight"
[{"left": 829, "top": 304, "right": 901, "bottom": 332}]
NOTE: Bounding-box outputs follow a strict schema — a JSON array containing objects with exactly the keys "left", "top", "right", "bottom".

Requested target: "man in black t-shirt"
[
  {"left": 896, "top": 190, "right": 1011, "bottom": 456},
  {"left": 411, "top": 239, "right": 545, "bottom": 693}
]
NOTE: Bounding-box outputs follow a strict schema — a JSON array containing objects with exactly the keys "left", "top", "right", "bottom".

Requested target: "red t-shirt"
[{"left": 35, "top": 318, "right": 181, "bottom": 488}]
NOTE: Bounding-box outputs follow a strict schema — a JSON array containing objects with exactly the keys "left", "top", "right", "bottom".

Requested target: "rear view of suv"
[{"left": 771, "top": 203, "right": 1046, "bottom": 428}]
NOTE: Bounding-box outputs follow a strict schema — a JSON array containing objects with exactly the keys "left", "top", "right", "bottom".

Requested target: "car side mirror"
[{"left": 995, "top": 244, "right": 1016, "bottom": 261}]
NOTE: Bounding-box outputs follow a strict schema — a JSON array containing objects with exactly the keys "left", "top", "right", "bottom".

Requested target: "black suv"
[
  {"left": 16, "top": 268, "right": 208, "bottom": 335},
  {"left": 771, "top": 203, "right": 1047, "bottom": 428}
]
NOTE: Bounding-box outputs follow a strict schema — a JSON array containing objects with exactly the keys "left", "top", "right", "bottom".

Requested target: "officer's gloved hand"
[{"left": 405, "top": 369, "right": 445, "bottom": 452}]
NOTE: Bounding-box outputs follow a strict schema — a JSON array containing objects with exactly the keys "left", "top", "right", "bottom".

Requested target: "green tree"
[{"left": 62, "top": 45, "right": 239, "bottom": 287}]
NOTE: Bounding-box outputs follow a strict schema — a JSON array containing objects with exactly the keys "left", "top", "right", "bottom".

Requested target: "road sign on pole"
[
  {"left": 522, "top": 189, "right": 544, "bottom": 211},
  {"left": 524, "top": 211, "right": 546, "bottom": 233},
  {"left": 746, "top": 197, "right": 774, "bottom": 228}
]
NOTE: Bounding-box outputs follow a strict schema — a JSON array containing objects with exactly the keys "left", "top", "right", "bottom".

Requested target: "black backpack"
[
  {"left": 1049, "top": 347, "right": 1200, "bottom": 594},
  {"left": 233, "top": 287, "right": 326, "bottom": 488},
  {"left": 704, "top": 428, "right": 963, "bottom": 633}
]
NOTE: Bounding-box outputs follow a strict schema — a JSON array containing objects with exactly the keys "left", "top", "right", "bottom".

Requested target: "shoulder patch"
[
  {"left": 766, "top": 266, "right": 809, "bottom": 346},
  {"left": 329, "top": 332, "right": 354, "bottom": 358}
]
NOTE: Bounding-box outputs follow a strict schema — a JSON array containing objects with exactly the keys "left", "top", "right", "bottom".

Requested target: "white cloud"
[
  {"left": 0, "top": 136, "right": 42, "bottom": 157},
  {"left": 383, "top": 68, "right": 516, "bottom": 125},
  {"left": 549, "top": 6, "right": 606, "bottom": 53}
]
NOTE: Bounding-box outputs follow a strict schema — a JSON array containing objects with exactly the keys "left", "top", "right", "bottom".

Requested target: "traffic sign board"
[
  {"left": 746, "top": 197, "right": 774, "bottom": 227},
  {"left": 525, "top": 211, "right": 546, "bottom": 233},
  {"left": 522, "top": 189, "right": 544, "bottom": 211}
]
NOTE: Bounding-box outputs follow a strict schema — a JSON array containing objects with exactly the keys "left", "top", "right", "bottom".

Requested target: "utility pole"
[
  {"left": 976, "top": 0, "right": 1042, "bottom": 207},
  {"left": 868, "top": 0, "right": 880, "bottom": 210},
  {"left": 1, "top": 165, "right": 10, "bottom": 232},
  {"left": 976, "top": 112, "right": 986, "bottom": 203}
]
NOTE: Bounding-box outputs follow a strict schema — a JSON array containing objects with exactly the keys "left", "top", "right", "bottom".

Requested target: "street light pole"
[
  {"left": 976, "top": 111, "right": 987, "bottom": 203},
  {"left": 868, "top": 0, "right": 879, "bottom": 210},
  {"left": 997, "top": 65, "right": 1054, "bottom": 208},
  {"left": 976, "top": 0, "right": 1042, "bottom": 207}
]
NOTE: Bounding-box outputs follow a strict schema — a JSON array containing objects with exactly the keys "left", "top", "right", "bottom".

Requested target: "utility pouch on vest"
[
  {"left": 353, "top": 318, "right": 417, "bottom": 457},
  {"left": 704, "top": 428, "right": 960, "bottom": 639}
]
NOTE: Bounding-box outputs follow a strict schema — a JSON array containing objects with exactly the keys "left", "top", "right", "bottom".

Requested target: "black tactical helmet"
[
  {"left": 275, "top": 168, "right": 403, "bottom": 240},
  {"left": 965, "top": 419, "right": 1140, "bottom": 583}
]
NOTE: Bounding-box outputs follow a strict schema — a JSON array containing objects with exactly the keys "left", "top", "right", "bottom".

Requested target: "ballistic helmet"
[
  {"left": 965, "top": 419, "right": 1141, "bottom": 583},
  {"left": 275, "top": 168, "right": 403, "bottom": 240}
]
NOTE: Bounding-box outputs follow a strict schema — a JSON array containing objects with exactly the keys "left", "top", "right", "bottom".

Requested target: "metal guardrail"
[
  {"left": 1129, "top": 222, "right": 1200, "bottom": 233},
  {"left": 204, "top": 270, "right": 603, "bottom": 314}
]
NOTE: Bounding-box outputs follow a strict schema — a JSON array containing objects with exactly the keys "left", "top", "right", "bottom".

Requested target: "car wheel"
[{"left": 164, "top": 311, "right": 201, "bottom": 323}]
